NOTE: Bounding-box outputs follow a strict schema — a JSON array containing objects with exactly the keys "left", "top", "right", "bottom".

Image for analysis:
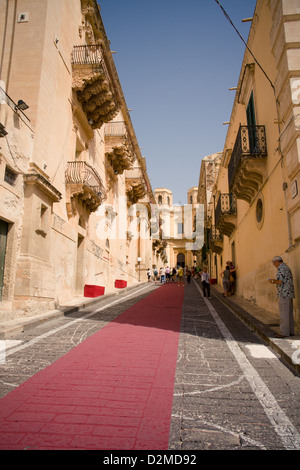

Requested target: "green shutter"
[{"left": 0, "top": 220, "right": 8, "bottom": 301}]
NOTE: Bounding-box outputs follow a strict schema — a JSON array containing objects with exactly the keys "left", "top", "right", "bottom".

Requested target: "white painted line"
[
  {"left": 246, "top": 344, "right": 277, "bottom": 359},
  {"left": 0, "top": 340, "right": 23, "bottom": 364},
  {"left": 194, "top": 281, "right": 300, "bottom": 450},
  {"left": 4, "top": 284, "right": 155, "bottom": 358},
  {"left": 2, "top": 340, "right": 23, "bottom": 349},
  {"left": 0, "top": 341, "right": 5, "bottom": 365}
]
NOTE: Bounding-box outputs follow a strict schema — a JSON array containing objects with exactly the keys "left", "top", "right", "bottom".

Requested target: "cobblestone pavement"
[
  {"left": 1, "top": 281, "right": 300, "bottom": 450},
  {"left": 170, "top": 280, "right": 300, "bottom": 450}
]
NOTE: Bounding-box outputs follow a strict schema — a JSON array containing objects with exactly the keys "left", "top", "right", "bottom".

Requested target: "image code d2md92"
[{"left": 147, "top": 455, "right": 197, "bottom": 465}]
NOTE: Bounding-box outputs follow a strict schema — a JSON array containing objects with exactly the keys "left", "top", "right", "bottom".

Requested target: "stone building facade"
[
  {"left": 199, "top": 0, "right": 300, "bottom": 330},
  {"left": 197, "top": 152, "right": 222, "bottom": 273},
  {"left": 0, "top": 0, "right": 154, "bottom": 319},
  {"left": 153, "top": 187, "right": 202, "bottom": 271}
]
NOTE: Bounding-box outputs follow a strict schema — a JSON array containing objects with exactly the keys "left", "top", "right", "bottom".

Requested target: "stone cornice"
[{"left": 24, "top": 164, "right": 62, "bottom": 202}]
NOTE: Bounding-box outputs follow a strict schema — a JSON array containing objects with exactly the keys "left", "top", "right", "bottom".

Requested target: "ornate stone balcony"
[
  {"left": 65, "top": 161, "right": 106, "bottom": 213},
  {"left": 215, "top": 193, "right": 237, "bottom": 237},
  {"left": 153, "top": 239, "right": 167, "bottom": 263},
  {"left": 106, "top": 143, "right": 133, "bottom": 180},
  {"left": 228, "top": 125, "right": 267, "bottom": 204},
  {"left": 126, "top": 182, "right": 147, "bottom": 205},
  {"left": 71, "top": 45, "right": 120, "bottom": 129},
  {"left": 105, "top": 122, "right": 134, "bottom": 185},
  {"left": 125, "top": 166, "right": 147, "bottom": 204},
  {"left": 208, "top": 225, "right": 223, "bottom": 254}
]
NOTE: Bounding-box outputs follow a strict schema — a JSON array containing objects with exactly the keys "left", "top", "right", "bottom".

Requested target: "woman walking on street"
[{"left": 221, "top": 265, "right": 231, "bottom": 297}]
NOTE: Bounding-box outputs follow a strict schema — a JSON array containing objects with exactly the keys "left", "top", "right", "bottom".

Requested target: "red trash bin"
[
  {"left": 115, "top": 280, "right": 127, "bottom": 288},
  {"left": 84, "top": 285, "right": 105, "bottom": 297}
]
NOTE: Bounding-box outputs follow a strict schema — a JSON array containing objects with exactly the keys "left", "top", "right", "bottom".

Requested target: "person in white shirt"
[{"left": 201, "top": 267, "right": 211, "bottom": 298}]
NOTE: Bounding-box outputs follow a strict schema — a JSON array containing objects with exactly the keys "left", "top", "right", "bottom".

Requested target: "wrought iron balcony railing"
[
  {"left": 104, "top": 121, "right": 127, "bottom": 137},
  {"left": 65, "top": 161, "right": 106, "bottom": 201},
  {"left": 208, "top": 225, "right": 223, "bottom": 254},
  {"left": 208, "top": 226, "right": 223, "bottom": 244},
  {"left": 71, "top": 45, "right": 104, "bottom": 67},
  {"left": 215, "top": 193, "right": 237, "bottom": 228},
  {"left": 228, "top": 125, "right": 267, "bottom": 189}
]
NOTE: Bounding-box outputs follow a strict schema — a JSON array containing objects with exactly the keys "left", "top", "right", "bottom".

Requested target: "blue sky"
[{"left": 98, "top": 0, "right": 257, "bottom": 204}]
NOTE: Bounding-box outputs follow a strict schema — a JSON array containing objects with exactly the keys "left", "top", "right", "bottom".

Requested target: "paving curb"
[{"left": 0, "top": 282, "right": 149, "bottom": 340}]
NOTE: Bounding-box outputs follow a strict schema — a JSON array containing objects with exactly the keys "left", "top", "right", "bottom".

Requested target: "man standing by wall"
[{"left": 269, "top": 256, "right": 295, "bottom": 338}]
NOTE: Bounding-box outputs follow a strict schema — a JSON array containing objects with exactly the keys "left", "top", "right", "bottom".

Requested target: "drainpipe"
[{"left": 282, "top": 182, "right": 293, "bottom": 249}]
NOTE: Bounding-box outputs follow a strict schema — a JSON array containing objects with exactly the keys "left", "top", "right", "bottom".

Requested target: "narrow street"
[{"left": 0, "top": 280, "right": 300, "bottom": 451}]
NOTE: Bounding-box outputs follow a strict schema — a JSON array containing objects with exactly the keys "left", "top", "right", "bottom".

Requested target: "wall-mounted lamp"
[{"left": 15, "top": 100, "right": 29, "bottom": 111}]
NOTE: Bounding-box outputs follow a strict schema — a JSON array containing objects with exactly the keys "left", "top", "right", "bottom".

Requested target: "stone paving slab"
[{"left": 169, "top": 280, "right": 300, "bottom": 450}]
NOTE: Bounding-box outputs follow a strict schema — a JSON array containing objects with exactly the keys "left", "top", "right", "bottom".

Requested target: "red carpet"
[{"left": 0, "top": 284, "right": 184, "bottom": 450}]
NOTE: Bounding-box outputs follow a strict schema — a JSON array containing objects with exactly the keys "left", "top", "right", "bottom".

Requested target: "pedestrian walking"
[
  {"left": 186, "top": 267, "right": 191, "bottom": 284},
  {"left": 165, "top": 266, "right": 171, "bottom": 283},
  {"left": 153, "top": 268, "right": 159, "bottom": 283},
  {"left": 177, "top": 266, "right": 184, "bottom": 286},
  {"left": 201, "top": 267, "right": 211, "bottom": 298},
  {"left": 227, "top": 261, "right": 237, "bottom": 295},
  {"left": 268, "top": 256, "right": 295, "bottom": 337},
  {"left": 160, "top": 267, "right": 165, "bottom": 284},
  {"left": 147, "top": 268, "right": 151, "bottom": 282},
  {"left": 171, "top": 267, "right": 177, "bottom": 283},
  {"left": 221, "top": 265, "right": 231, "bottom": 297}
]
